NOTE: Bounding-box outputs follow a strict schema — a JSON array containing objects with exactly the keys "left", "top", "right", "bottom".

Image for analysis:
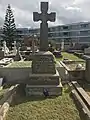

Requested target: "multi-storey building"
[
  {"left": 29, "top": 22, "right": 90, "bottom": 45},
  {"left": 0, "top": 21, "right": 90, "bottom": 45},
  {"left": 48, "top": 22, "right": 90, "bottom": 44}
]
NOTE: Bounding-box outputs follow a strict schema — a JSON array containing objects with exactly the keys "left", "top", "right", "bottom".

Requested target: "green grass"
[
  {"left": 56, "top": 52, "right": 84, "bottom": 61},
  {"left": 7, "top": 61, "right": 32, "bottom": 68},
  {"left": 6, "top": 52, "right": 84, "bottom": 68},
  {"left": 0, "top": 87, "right": 10, "bottom": 100},
  {"left": 6, "top": 86, "right": 81, "bottom": 120}
]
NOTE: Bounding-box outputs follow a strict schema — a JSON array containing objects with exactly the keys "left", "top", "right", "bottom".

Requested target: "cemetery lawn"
[
  {"left": 56, "top": 52, "right": 84, "bottom": 61},
  {"left": 0, "top": 86, "right": 10, "bottom": 100},
  {"left": 6, "top": 86, "right": 81, "bottom": 120},
  {"left": 7, "top": 61, "right": 32, "bottom": 68}
]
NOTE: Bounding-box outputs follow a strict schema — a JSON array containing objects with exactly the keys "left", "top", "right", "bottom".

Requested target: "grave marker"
[
  {"left": 26, "top": 2, "right": 62, "bottom": 96},
  {"left": 33, "top": 2, "right": 56, "bottom": 51}
]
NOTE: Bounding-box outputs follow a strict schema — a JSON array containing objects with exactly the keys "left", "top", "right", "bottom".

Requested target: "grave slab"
[
  {"left": 29, "top": 70, "right": 60, "bottom": 85},
  {"left": 25, "top": 83, "right": 62, "bottom": 96}
]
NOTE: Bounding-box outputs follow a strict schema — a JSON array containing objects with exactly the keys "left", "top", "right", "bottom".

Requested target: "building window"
[
  {"left": 80, "top": 24, "right": 89, "bottom": 28},
  {"left": 63, "top": 32, "right": 68, "bottom": 36},
  {"left": 49, "top": 27, "right": 55, "bottom": 32},
  {"left": 63, "top": 26, "right": 68, "bottom": 29}
]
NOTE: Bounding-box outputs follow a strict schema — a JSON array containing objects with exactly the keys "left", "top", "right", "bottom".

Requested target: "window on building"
[
  {"left": 63, "top": 26, "right": 68, "bottom": 29},
  {"left": 80, "top": 24, "right": 89, "bottom": 28},
  {"left": 49, "top": 27, "right": 55, "bottom": 32},
  {"left": 80, "top": 31, "right": 88, "bottom": 35},
  {"left": 88, "top": 30, "right": 90, "bottom": 34},
  {"left": 63, "top": 32, "right": 68, "bottom": 36}
]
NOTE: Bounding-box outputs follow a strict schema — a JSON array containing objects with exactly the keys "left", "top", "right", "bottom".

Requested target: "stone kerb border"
[
  {"left": 0, "top": 84, "right": 19, "bottom": 120},
  {"left": 69, "top": 81, "right": 90, "bottom": 120},
  {"left": 60, "top": 61, "right": 85, "bottom": 81}
]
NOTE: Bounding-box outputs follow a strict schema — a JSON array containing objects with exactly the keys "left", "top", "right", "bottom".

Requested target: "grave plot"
[
  {"left": 0, "top": 81, "right": 19, "bottom": 119},
  {"left": 60, "top": 60, "right": 85, "bottom": 81},
  {"left": 0, "top": 58, "right": 14, "bottom": 67},
  {"left": 1, "top": 1, "right": 90, "bottom": 120},
  {"left": 62, "top": 61, "right": 85, "bottom": 71},
  {"left": 70, "top": 81, "right": 90, "bottom": 119},
  {"left": 6, "top": 85, "right": 81, "bottom": 120},
  {"left": 79, "top": 82, "right": 90, "bottom": 97},
  {"left": 0, "top": 87, "right": 9, "bottom": 100},
  {"left": 56, "top": 52, "right": 84, "bottom": 61},
  {"left": 7, "top": 61, "right": 32, "bottom": 68}
]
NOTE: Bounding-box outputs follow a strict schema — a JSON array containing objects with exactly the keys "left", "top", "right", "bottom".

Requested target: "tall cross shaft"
[{"left": 33, "top": 2, "right": 56, "bottom": 51}]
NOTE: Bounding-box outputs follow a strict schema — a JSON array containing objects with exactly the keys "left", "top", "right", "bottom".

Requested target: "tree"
[{"left": 2, "top": 4, "right": 17, "bottom": 49}]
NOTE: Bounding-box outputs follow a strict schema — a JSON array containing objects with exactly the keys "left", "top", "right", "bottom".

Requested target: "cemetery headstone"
[
  {"left": 13, "top": 41, "right": 17, "bottom": 54},
  {"left": 14, "top": 42, "right": 23, "bottom": 61},
  {"left": 33, "top": 2, "right": 56, "bottom": 51},
  {"left": 2, "top": 41, "right": 9, "bottom": 56},
  {"left": 26, "top": 2, "right": 62, "bottom": 96},
  {"left": 61, "top": 39, "right": 64, "bottom": 51},
  {"left": 32, "top": 35, "right": 35, "bottom": 55},
  {"left": 84, "top": 47, "right": 90, "bottom": 55},
  {"left": 0, "top": 48, "right": 4, "bottom": 60}
]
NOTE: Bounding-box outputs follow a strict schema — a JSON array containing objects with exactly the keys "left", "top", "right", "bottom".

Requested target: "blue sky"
[{"left": 0, "top": 0, "right": 90, "bottom": 28}]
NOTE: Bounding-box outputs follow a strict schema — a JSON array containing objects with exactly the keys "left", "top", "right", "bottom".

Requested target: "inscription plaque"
[{"left": 32, "top": 54, "right": 56, "bottom": 74}]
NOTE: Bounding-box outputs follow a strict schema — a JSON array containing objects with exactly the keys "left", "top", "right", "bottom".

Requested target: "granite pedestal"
[{"left": 26, "top": 51, "right": 62, "bottom": 96}]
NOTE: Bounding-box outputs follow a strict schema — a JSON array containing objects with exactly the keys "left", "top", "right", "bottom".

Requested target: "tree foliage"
[{"left": 3, "top": 4, "right": 16, "bottom": 49}]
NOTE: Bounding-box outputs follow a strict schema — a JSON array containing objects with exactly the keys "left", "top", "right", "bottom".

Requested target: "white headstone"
[
  {"left": 84, "top": 47, "right": 90, "bottom": 55},
  {"left": 61, "top": 39, "right": 64, "bottom": 51},
  {"left": 0, "top": 78, "right": 3, "bottom": 86},
  {"left": 13, "top": 41, "right": 17, "bottom": 54},
  {"left": 76, "top": 64, "right": 83, "bottom": 70},
  {"left": 3, "top": 41, "right": 9, "bottom": 55}
]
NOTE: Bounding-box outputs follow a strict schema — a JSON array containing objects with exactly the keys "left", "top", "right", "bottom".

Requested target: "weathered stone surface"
[
  {"left": 0, "top": 51, "right": 4, "bottom": 59},
  {"left": 25, "top": 83, "right": 62, "bottom": 96},
  {"left": 32, "top": 51, "right": 56, "bottom": 74},
  {"left": 33, "top": 2, "right": 56, "bottom": 51},
  {"left": 85, "top": 58, "right": 90, "bottom": 82},
  {"left": 14, "top": 51, "right": 23, "bottom": 61},
  {"left": 25, "top": 2, "right": 62, "bottom": 96},
  {"left": 29, "top": 70, "right": 60, "bottom": 85}
]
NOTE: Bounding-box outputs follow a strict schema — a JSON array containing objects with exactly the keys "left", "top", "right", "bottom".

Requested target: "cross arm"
[
  {"left": 33, "top": 12, "right": 41, "bottom": 21},
  {"left": 47, "top": 12, "right": 56, "bottom": 22}
]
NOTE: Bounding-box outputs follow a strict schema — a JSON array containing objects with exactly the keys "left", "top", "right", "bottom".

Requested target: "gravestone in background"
[
  {"left": 84, "top": 47, "right": 90, "bottom": 55},
  {"left": 2, "top": 41, "right": 9, "bottom": 56},
  {"left": 14, "top": 42, "right": 23, "bottom": 61},
  {"left": 26, "top": 2, "right": 62, "bottom": 96},
  {"left": 13, "top": 41, "right": 17, "bottom": 54},
  {"left": 85, "top": 56, "right": 90, "bottom": 82}
]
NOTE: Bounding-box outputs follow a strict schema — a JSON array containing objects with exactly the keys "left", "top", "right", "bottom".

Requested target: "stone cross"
[{"left": 33, "top": 2, "right": 56, "bottom": 51}]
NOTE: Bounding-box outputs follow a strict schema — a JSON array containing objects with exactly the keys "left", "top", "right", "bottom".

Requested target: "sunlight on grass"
[
  {"left": 7, "top": 61, "right": 32, "bottom": 68},
  {"left": 56, "top": 52, "right": 84, "bottom": 61},
  {"left": 6, "top": 86, "right": 81, "bottom": 120}
]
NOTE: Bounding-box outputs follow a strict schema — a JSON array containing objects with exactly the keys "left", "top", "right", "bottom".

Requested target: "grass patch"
[
  {"left": 0, "top": 87, "right": 10, "bottom": 100},
  {"left": 7, "top": 61, "right": 32, "bottom": 68},
  {"left": 6, "top": 86, "right": 81, "bottom": 120},
  {"left": 56, "top": 52, "right": 84, "bottom": 61}
]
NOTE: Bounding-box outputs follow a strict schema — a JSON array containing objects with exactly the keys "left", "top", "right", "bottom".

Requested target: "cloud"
[{"left": 0, "top": 0, "right": 90, "bottom": 28}]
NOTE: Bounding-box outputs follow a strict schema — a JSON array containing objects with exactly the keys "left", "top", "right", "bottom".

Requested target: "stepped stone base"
[
  {"left": 25, "top": 51, "right": 63, "bottom": 96},
  {"left": 25, "top": 83, "right": 62, "bottom": 96},
  {"left": 28, "top": 70, "right": 60, "bottom": 85}
]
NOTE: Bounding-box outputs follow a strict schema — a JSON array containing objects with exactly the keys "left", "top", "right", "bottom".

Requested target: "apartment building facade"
[
  {"left": 0, "top": 22, "right": 90, "bottom": 45},
  {"left": 29, "top": 22, "right": 90, "bottom": 45}
]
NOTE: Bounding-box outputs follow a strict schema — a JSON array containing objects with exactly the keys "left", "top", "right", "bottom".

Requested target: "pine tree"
[{"left": 3, "top": 4, "right": 17, "bottom": 49}]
